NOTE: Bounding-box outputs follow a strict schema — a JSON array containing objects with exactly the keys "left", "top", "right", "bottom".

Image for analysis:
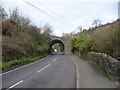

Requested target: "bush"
[
  {"left": 70, "top": 34, "right": 93, "bottom": 53},
  {"left": 90, "top": 21, "right": 119, "bottom": 57},
  {"left": 2, "top": 7, "right": 52, "bottom": 61},
  {"left": 70, "top": 20, "right": 120, "bottom": 58},
  {"left": 2, "top": 20, "right": 14, "bottom": 36}
]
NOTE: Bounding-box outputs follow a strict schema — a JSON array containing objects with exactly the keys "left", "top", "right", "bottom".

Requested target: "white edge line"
[
  {"left": 37, "top": 63, "right": 51, "bottom": 73},
  {"left": 0, "top": 55, "right": 50, "bottom": 76},
  {"left": 71, "top": 57, "right": 80, "bottom": 88},
  {"left": 7, "top": 80, "right": 23, "bottom": 89}
]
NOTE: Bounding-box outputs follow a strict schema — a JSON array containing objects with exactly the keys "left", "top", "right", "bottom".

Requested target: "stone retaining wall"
[{"left": 87, "top": 52, "right": 120, "bottom": 81}]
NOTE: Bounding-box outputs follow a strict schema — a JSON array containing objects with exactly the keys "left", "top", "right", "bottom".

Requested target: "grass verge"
[{"left": 0, "top": 54, "right": 48, "bottom": 72}]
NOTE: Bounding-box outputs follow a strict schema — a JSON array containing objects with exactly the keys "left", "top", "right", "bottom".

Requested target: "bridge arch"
[{"left": 49, "top": 39, "right": 65, "bottom": 54}]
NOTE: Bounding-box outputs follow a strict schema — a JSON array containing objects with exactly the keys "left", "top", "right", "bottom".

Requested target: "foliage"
[
  {"left": 70, "top": 34, "right": 93, "bottom": 53},
  {"left": 70, "top": 19, "right": 120, "bottom": 58},
  {"left": 1, "top": 54, "right": 48, "bottom": 70},
  {"left": 2, "top": 7, "right": 52, "bottom": 61},
  {"left": 2, "top": 20, "right": 14, "bottom": 36},
  {"left": 89, "top": 21, "right": 119, "bottom": 57},
  {"left": 52, "top": 43, "right": 64, "bottom": 51}
]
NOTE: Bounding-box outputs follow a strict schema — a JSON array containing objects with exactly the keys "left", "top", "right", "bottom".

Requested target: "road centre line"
[
  {"left": 7, "top": 80, "right": 23, "bottom": 89},
  {"left": 37, "top": 58, "right": 58, "bottom": 73},
  {"left": 53, "top": 58, "right": 58, "bottom": 62},
  {"left": 37, "top": 63, "right": 51, "bottom": 73}
]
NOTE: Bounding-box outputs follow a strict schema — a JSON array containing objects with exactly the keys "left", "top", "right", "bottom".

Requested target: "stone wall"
[
  {"left": 87, "top": 52, "right": 120, "bottom": 81},
  {"left": 50, "top": 35, "right": 72, "bottom": 55},
  {"left": 62, "top": 37, "right": 72, "bottom": 55}
]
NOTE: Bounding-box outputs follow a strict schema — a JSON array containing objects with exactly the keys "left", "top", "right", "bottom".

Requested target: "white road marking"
[
  {"left": 37, "top": 64, "right": 51, "bottom": 73},
  {"left": 53, "top": 58, "right": 58, "bottom": 62},
  {"left": 0, "top": 55, "right": 50, "bottom": 76},
  {"left": 7, "top": 80, "right": 23, "bottom": 89}
]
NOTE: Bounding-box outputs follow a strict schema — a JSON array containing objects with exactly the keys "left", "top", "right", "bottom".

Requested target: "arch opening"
[{"left": 49, "top": 39, "right": 65, "bottom": 55}]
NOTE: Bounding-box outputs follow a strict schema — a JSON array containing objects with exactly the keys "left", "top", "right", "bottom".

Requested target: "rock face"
[{"left": 87, "top": 52, "right": 120, "bottom": 81}]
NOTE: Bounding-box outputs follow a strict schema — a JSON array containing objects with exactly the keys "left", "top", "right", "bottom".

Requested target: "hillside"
[
  {"left": 1, "top": 7, "right": 52, "bottom": 71},
  {"left": 70, "top": 19, "right": 120, "bottom": 58}
]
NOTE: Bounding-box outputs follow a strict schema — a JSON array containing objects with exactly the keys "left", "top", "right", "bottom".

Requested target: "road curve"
[{"left": 2, "top": 55, "right": 76, "bottom": 89}]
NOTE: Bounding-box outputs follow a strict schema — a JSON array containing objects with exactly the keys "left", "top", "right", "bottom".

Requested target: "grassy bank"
[
  {"left": 2, "top": 7, "right": 52, "bottom": 62},
  {"left": 1, "top": 54, "right": 48, "bottom": 72},
  {"left": 70, "top": 19, "right": 120, "bottom": 58}
]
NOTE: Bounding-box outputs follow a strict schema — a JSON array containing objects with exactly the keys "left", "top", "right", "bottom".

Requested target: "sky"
[{"left": 1, "top": 0, "right": 119, "bottom": 36}]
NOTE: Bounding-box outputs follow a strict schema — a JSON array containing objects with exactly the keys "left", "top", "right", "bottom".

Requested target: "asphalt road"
[
  {"left": 2, "top": 55, "right": 76, "bottom": 89},
  {"left": 2, "top": 54, "right": 118, "bottom": 89}
]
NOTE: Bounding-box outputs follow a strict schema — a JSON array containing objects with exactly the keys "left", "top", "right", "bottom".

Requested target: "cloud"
[
  {"left": 1, "top": 0, "right": 118, "bottom": 37},
  {"left": 31, "top": 0, "right": 119, "bottom": 3}
]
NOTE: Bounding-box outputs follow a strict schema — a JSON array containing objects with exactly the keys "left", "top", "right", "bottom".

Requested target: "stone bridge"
[{"left": 50, "top": 35, "right": 72, "bottom": 55}]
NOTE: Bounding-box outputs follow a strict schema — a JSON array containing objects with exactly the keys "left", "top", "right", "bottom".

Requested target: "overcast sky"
[{"left": 1, "top": 0, "right": 119, "bottom": 36}]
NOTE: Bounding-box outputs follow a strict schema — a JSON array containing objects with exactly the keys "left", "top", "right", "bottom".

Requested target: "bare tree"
[
  {"left": 0, "top": 6, "right": 8, "bottom": 20},
  {"left": 92, "top": 19, "right": 101, "bottom": 28},
  {"left": 8, "top": 8, "right": 31, "bottom": 34},
  {"left": 77, "top": 26, "right": 82, "bottom": 32},
  {"left": 9, "top": 8, "right": 30, "bottom": 26},
  {"left": 42, "top": 23, "right": 53, "bottom": 35}
]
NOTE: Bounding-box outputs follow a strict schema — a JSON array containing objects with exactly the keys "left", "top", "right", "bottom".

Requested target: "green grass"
[{"left": 0, "top": 54, "right": 48, "bottom": 70}]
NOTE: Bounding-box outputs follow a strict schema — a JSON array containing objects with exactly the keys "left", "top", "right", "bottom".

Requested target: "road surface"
[
  {"left": 2, "top": 54, "right": 118, "bottom": 89},
  {"left": 2, "top": 55, "right": 76, "bottom": 89}
]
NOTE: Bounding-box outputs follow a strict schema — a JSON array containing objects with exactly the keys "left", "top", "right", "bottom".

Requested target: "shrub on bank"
[{"left": 70, "top": 20, "right": 120, "bottom": 58}]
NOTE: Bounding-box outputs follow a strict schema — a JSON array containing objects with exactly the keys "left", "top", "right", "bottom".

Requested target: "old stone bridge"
[{"left": 49, "top": 35, "right": 72, "bottom": 55}]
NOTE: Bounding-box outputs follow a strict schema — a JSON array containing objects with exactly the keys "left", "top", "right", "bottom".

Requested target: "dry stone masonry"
[{"left": 87, "top": 52, "right": 120, "bottom": 81}]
